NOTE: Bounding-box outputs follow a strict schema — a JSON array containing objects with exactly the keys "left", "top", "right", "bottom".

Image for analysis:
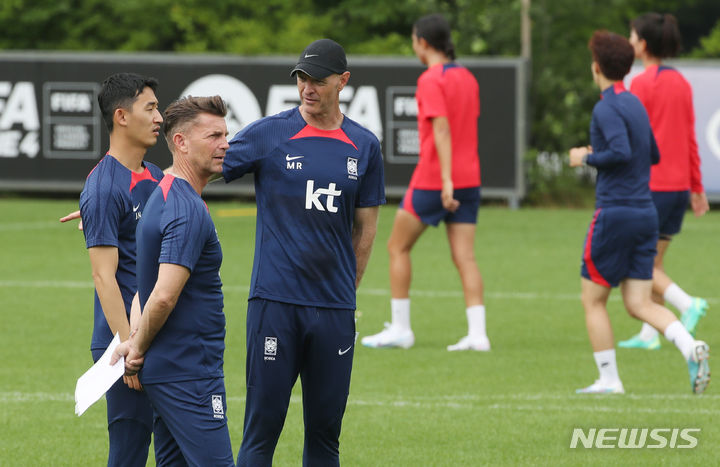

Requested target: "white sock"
[
  {"left": 466, "top": 305, "right": 487, "bottom": 338},
  {"left": 593, "top": 349, "right": 621, "bottom": 385},
  {"left": 664, "top": 283, "right": 693, "bottom": 314},
  {"left": 639, "top": 322, "right": 659, "bottom": 341},
  {"left": 664, "top": 320, "right": 695, "bottom": 361},
  {"left": 391, "top": 298, "right": 411, "bottom": 331}
]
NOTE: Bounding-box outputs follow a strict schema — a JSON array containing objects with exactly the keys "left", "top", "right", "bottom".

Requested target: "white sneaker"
[
  {"left": 688, "top": 340, "right": 710, "bottom": 395},
  {"left": 576, "top": 380, "right": 625, "bottom": 394},
  {"left": 361, "top": 323, "right": 415, "bottom": 349},
  {"left": 446, "top": 335, "right": 491, "bottom": 352}
]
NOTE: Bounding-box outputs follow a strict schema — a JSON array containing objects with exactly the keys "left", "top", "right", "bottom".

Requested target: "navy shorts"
[
  {"left": 400, "top": 186, "right": 481, "bottom": 226},
  {"left": 144, "top": 378, "right": 234, "bottom": 467},
  {"left": 581, "top": 206, "right": 658, "bottom": 287},
  {"left": 652, "top": 190, "right": 690, "bottom": 237},
  {"left": 238, "top": 298, "right": 355, "bottom": 467}
]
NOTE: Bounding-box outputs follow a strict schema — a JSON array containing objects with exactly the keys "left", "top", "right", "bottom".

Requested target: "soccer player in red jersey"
[
  {"left": 618, "top": 13, "right": 710, "bottom": 350},
  {"left": 362, "top": 14, "right": 489, "bottom": 351}
]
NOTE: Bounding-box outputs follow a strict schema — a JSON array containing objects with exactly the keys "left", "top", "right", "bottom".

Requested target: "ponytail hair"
[
  {"left": 414, "top": 14, "right": 456, "bottom": 60},
  {"left": 631, "top": 12, "right": 681, "bottom": 58}
]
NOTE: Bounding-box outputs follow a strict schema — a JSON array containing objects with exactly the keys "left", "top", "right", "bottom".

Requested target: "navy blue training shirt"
[
  {"left": 136, "top": 175, "right": 225, "bottom": 384},
  {"left": 586, "top": 82, "right": 660, "bottom": 208},
  {"left": 223, "top": 107, "right": 386, "bottom": 310},
  {"left": 80, "top": 155, "right": 164, "bottom": 351}
]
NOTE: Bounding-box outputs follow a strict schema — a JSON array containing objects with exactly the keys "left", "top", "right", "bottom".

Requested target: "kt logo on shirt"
[{"left": 305, "top": 180, "right": 342, "bottom": 213}]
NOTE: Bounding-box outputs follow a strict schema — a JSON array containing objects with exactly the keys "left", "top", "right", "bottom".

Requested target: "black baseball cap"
[{"left": 290, "top": 39, "right": 348, "bottom": 79}]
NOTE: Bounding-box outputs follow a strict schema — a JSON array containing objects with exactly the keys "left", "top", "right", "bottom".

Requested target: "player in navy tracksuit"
[
  {"left": 223, "top": 39, "right": 385, "bottom": 466},
  {"left": 569, "top": 30, "right": 709, "bottom": 395},
  {"left": 112, "top": 96, "right": 234, "bottom": 466},
  {"left": 618, "top": 12, "right": 710, "bottom": 349},
  {"left": 79, "top": 73, "right": 164, "bottom": 467}
]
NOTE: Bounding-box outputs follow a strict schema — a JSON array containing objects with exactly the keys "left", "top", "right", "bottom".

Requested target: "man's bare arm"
[
  {"left": 88, "top": 246, "right": 131, "bottom": 341},
  {"left": 352, "top": 206, "right": 379, "bottom": 289}
]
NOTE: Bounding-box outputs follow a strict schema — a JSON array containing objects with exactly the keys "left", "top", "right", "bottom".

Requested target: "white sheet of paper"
[{"left": 74, "top": 333, "right": 125, "bottom": 416}]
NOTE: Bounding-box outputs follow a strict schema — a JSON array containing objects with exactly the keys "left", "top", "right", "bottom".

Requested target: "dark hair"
[
  {"left": 163, "top": 95, "right": 227, "bottom": 151},
  {"left": 631, "top": 13, "right": 681, "bottom": 58},
  {"left": 414, "top": 14, "right": 456, "bottom": 60},
  {"left": 98, "top": 73, "right": 159, "bottom": 132},
  {"left": 588, "top": 30, "right": 635, "bottom": 80}
]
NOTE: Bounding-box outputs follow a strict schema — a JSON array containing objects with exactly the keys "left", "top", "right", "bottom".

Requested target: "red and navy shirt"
[
  {"left": 136, "top": 175, "right": 224, "bottom": 383},
  {"left": 223, "top": 107, "right": 386, "bottom": 310},
  {"left": 410, "top": 62, "right": 480, "bottom": 190},
  {"left": 630, "top": 65, "right": 703, "bottom": 193},
  {"left": 586, "top": 83, "right": 660, "bottom": 208},
  {"left": 79, "top": 155, "right": 164, "bottom": 350}
]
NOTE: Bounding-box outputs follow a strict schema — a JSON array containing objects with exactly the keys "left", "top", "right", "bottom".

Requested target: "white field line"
[
  {"left": 0, "top": 392, "right": 75, "bottom": 402},
  {"left": 4, "top": 391, "right": 719, "bottom": 414},
  {"left": 3, "top": 280, "right": 717, "bottom": 304},
  {"left": 483, "top": 403, "right": 720, "bottom": 415},
  {"left": 360, "top": 287, "right": 586, "bottom": 301},
  {"left": 0, "top": 281, "right": 587, "bottom": 301},
  {"left": 0, "top": 221, "right": 64, "bottom": 232},
  {"left": 0, "top": 280, "right": 95, "bottom": 289}
]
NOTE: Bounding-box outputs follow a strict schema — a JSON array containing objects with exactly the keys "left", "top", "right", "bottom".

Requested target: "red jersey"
[
  {"left": 630, "top": 65, "right": 703, "bottom": 193},
  {"left": 409, "top": 63, "right": 481, "bottom": 190}
]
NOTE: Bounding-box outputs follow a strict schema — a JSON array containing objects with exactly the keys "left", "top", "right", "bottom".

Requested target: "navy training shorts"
[
  {"left": 652, "top": 190, "right": 690, "bottom": 237},
  {"left": 581, "top": 205, "right": 658, "bottom": 287},
  {"left": 400, "top": 186, "right": 481, "bottom": 226},
  {"left": 144, "top": 378, "right": 234, "bottom": 467}
]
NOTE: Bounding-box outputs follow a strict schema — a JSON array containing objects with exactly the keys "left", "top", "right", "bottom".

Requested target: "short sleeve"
[
  {"left": 80, "top": 182, "right": 123, "bottom": 249},
  {"left": 223, "top": 121, "right": 267, "bottom": 183},
  {"left": 357, "top": 139, "right": 386, "bottom": 207},
  {"left": 417, "top": 73, "right": 447, "bottom": 119},
  {"left": 158, "top": 199, "right": 208, "bottom": 272}
]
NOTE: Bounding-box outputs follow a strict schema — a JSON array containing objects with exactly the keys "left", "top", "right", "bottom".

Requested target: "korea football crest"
[
  {"left": 347, "top": 157, "right": 358, "bottom": 180},
  {"left": 264, "top": 336, "right": 277, "bottom": 361},
  {"left": 212, "top": 394, "right": 224, "bottom": 419}
]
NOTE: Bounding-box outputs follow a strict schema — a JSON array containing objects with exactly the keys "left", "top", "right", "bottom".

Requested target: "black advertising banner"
[{"left": 0, "top": 52, "right": 526, "bottom": 202}]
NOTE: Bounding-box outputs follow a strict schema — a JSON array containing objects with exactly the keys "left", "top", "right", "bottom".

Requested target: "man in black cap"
[
  {"left": 290, "top": 38, "right": 351, "bottom": 128},
  {"left": 222, "top": 39, "right": 386, "bottom": 466}
]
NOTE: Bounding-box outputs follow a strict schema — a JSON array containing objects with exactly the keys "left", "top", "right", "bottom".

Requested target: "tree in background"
[{"left": 1, "top": 0, "right": 718, "bottom": 203}]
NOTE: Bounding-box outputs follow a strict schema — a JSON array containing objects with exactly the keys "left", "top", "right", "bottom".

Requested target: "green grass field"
[{"left": 0, "top": 197, "right": 718, "bottom": 466}]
